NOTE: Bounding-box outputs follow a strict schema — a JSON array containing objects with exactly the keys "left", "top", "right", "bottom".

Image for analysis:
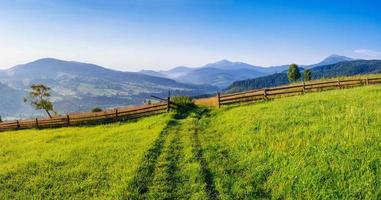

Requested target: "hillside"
[
  {"left": 226, "top": 60, "right": 381, "bottom": 92},
  {"left": 0, "top": 58, "right": 216, "bottom": 119},
  {"left": 1, "top": 85, "right": 380, "bottom": 199}
]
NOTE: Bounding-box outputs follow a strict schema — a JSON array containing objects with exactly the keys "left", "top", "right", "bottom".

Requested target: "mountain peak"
[
  {"left": 323, "top": 54, "right": 353, "bottom": 62},
  {"left": 214, "top": 59, "right": 233, "bottom": 64},
  {"left": 204, "top": 59, "right": 255, "bottom": 70},
  {"left": 325, "top": 54, "right": 352, "bottom": 60},
  {"left": 310, "top": 54, "right": 353, "bottom": 68}
]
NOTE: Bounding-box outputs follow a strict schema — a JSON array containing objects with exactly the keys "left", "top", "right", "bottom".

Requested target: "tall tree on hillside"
[
  {"left": 24, "top": 84, "right": 55, "bottom": 118},
  {"left": 288, "top": 64, "right": 301, "bottom": 82},
  {"left": 304, "top": 69, "right": 312, "bottom": 81}
]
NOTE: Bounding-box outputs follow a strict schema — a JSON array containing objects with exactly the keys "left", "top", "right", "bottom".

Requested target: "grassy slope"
[
  {"left": 1, "top": 85, "right": 381, "bottom": 199},
  {"left": 199, "top": 85, "right": 381, "bottom": 199},
  {"left": 0, "top": 114, "right": 171, "bottom": 199}
]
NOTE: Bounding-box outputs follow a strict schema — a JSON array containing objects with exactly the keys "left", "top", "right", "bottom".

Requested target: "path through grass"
[
  {"left": 1, "top": 85, "right": 380, "bottom": 199},
  {"left": 124, "top": 107, "right": 218, "bottom": 199}
]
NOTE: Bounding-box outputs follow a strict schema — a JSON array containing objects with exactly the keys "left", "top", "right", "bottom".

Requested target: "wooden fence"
[
  {"left": 194, "top": 77, "right": 381, "bottom": 107},
  {"left": 3, "top": 77, "right": 381, "bottom": 132},
  {"left": 0, "top": 101, "right": 174, "bottom": 132}
]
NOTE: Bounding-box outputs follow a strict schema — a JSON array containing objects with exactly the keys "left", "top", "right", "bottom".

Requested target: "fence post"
[
  {"left": 16, "top": 120, "right": 20, "bottom": 129},
  {"left": 167, "top": 90, "right": 171, "bottom": 112},
  {"left": 115, "top": 109, "right": 119, "bottom": 122},
  {"left": 167, "top": 96, "right": 170, "bottom": 112},
  {"left": 66, "top": 114, "right": 70, "bottom": 127},
  {"left": 263, "top": 88, "right": 268, "bottom": 100},
  {"left": 217, "top": 92, "right": 221, "bottom": 108},
  {"left": 302, "top": 81, "right": 306, "bottom": 94},
  {"left": 337, "top": 79, "right": 341, "bottom": 89},
  {"left": 35, "top": 118, "right": 38, "bottom": 128},
  {"left": 366, "top": 78, "right": 369, "bottom": 85}
]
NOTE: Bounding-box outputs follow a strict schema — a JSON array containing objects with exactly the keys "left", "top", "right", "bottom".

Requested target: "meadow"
[
  {"left": 199, "top": 85, "right": 381, "bottom": 199},
  {"left": 0, "top": 114, "right": 171, "bottom": 199},
  {"left": 1, "top": 85, "right": 380, "bottom": 199}
]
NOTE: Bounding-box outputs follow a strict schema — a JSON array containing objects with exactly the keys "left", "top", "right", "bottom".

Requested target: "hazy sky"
[{"left": 1, "top": 0, "right": 381, "bottom": 71}]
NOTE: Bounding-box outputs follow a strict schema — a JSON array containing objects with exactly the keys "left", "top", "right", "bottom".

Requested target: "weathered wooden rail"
[
  {"left": 0, "top": 100, "right": 176, "bottom": 132},
  {"left": 194, "top": 77, "right": 381, "bottom": 107}
]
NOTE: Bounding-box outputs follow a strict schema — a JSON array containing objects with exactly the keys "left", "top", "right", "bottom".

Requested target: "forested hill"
[{"left": 225, "top": 60, "right": 381, "bottom": 93}]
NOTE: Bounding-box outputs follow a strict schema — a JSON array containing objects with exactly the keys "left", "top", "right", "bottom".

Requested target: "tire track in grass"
[
  {"left": 191, "top": 108, "right": 219, "bottom": 200},
  {"left": 124, "top": 107, "right": 217, "bottom": 199},
  {"left": 146, "top": 124, "right": 183, "bottom": 199},
  {"left": 123, "top": 119, "right": 178, "bottom": 199},
  {"left": 147, "top": 109, "right": 195, "bottom": 199},
  {"left": 164, "top": 128, "right": 183, "bottom": 198}
]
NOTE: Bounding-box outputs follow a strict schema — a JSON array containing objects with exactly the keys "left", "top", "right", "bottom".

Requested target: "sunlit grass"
[
  {"left": 0, "top": 114, "right": 171, "bottom": 199},
  {"left": 199, "top": 85, "right": 381, "bottom": 199},
  {"left": 1, "top": 84, "right": 380, "bottom": 199}
]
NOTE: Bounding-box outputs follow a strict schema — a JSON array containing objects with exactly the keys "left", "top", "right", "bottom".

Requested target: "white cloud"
[{"left": 354, "top": 49, "right": 381, "bottom": 59}]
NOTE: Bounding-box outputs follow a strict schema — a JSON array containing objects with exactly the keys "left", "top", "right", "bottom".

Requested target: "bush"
[
  {"left": 171, "top": 96, "right": 194, "bottom": 107},
  {"left": 91, "top": 107, "right": 103, "bottom": 112}
]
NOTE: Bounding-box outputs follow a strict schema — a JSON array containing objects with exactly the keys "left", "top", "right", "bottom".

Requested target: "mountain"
[
  {"left": 308, "top": 54, "right": 354, "bottom": 68},
  {"left": 142, "top": 55, "right": 353, "bottom": 89},
  {"left": 142, "top": 60, "right": 274, "bottom": 89},
  {"left": 226, "top": 60, "right": 381, "bottom": 93},
  {"left": 139, "top": 70, "right": 167, "bottom": 78},
  {"left": 202, "top": 59, "right": 258, "bottom": 70},
  {"left": 0, "top": 58, "right": 217, "bottom": 119}
]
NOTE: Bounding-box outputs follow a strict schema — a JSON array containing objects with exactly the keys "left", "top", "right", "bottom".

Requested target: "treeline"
[{"left": 226, "top": 60, "right": 381, "bottom": 93}]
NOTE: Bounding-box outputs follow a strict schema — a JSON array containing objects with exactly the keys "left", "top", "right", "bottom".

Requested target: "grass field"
[
  {"left": 199, "top": 85, "right": 381, "bottom": 199},
  {"left": 1, "top": 85, "right": 380, "bottom": 199},
  {"left": 0, "top": 114, "right": 171, "bottom": 199}
]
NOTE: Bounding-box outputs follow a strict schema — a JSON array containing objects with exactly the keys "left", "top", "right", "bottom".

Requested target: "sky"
[{"left": 0, "top": 0, "right": 381, "bottom": 71}]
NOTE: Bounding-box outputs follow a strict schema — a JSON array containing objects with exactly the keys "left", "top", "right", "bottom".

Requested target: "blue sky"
[{"left": 0, "top": 0, "right": 381, "bottom": 71}]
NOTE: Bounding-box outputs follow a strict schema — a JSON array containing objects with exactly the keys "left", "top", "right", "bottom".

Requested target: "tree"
[
  {"left": 24, "top": 84, "right": 55, "bottom": 118},
  {"left": 91, "top": 107, "right": 103, "bottom": 112},
  {"left": 288, "top": 64, "right": 301, "bottom": 82},
  {"left": 304, "top": 69, "right": 312, "bottom": 81},
  {"left": 0, "top": 115, "right": 2, "bottom": 123}
]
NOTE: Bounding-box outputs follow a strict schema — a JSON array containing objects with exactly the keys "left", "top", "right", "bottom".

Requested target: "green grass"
[
  {"left": 1, "top": 84, "right": 381, "bottom": 199},
  {"left": 198, "top": 85, "right": 381, "bottom": 199},
  {"left": 0, "top": 114, "right": 171, "bottom": 199}
]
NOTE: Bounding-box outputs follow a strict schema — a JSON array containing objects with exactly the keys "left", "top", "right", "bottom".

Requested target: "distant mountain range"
[
  {"left": 141, "top": 55, "right": 355, "bottom": 88},
  {"left": 0, "top": 54, "right": 374, "bottom": 119},
  {"left": 0, "top": 58, "right": 216, "bottom": 119},
  {"left": 226, "top": 59, "right": 381, "bottom": 93}
]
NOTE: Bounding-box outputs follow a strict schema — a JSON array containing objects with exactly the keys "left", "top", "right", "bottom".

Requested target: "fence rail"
[
  {"left": 194, "top": 77, "right": 381, "bottom": 107},
  {"left": 0, "top": 101, "right": 174, "bottom": 132}
]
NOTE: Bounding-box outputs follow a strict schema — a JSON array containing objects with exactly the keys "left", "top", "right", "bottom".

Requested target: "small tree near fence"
[
  {"left": 91, "top": 107, "right": 103, "bottom": 112},
  {"left": 288, "top": 64, "right": 301, "bottom": 82},
  {"left": 24, "top": 84, "right": 55, "bottom": 119},
  {"left": 304, "top": 69, "right": 312, "bottom": 81}
]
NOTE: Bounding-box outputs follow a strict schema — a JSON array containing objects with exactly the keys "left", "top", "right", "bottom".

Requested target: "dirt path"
[{"left": 123, "top": 107, "right": 218, "bottom": 200}]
